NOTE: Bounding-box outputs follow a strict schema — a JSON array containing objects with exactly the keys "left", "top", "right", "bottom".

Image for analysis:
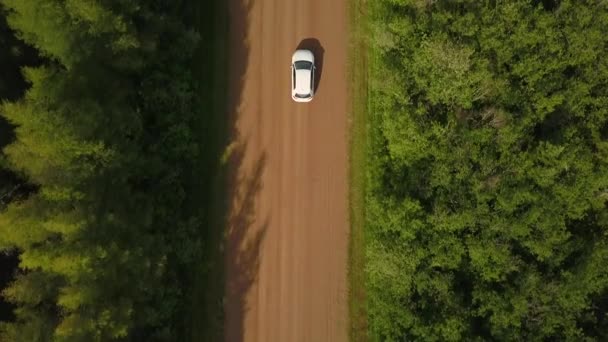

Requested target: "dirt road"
[{"left": 223, "top": 0, "right": 349, "bottom": 341}]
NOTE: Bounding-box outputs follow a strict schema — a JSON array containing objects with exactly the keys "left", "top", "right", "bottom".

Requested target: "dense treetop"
[
  {"left": 367, "top": 0, "right": 608, "bottom": 340},
  {"left": 0, "top": 1, "right": 205, "bottom": 340}
]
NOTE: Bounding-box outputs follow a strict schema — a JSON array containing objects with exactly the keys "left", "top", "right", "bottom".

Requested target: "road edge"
[
  {"left": 347, "top": 0, "right": 369, "bottom": 340},
  {"left": 184, "top": 0, "right": 230, "bottom": 340}
]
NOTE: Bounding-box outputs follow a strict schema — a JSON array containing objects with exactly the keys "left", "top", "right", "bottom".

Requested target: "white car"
[{"left": 291, "top": 49, "right": 315, "bottom": 102}]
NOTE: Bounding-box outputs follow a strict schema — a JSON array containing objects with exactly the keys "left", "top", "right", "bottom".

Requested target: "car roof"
[{"left": 295, "top": 69, "right": 312, "bottom": 95}]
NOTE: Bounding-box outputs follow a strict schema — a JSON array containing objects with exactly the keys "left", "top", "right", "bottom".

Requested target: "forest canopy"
[
  {"left": 367, "top": 0, "right": 608, "bottom": 340},
  {"left": 0, "top": 1, "right": 208, "bottom": 340}
]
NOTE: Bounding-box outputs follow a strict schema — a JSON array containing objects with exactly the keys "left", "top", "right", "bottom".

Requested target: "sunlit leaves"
[{"left": 367, "top": 0, "right": 608, "bottom": 340}]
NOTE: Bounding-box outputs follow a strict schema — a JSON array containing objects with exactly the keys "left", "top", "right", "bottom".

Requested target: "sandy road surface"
[{"left": 223, "top": 0, "right": 349, "bottom": 341}]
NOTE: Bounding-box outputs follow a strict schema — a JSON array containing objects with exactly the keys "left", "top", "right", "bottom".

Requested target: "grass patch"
[
  {"left": 347, "top": 0, "right": 369, "bottom": 340},
  {"left": 180, "top": 0, "right": 229, "bottom": 340}
]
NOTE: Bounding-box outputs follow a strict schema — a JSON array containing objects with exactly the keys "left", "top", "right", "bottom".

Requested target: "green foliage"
[
  {"left": 2, "top": 0, "right": 141, "bottom": 67},
  {"left": 367, "top": 0, "right": 608, "bottom": 340},
  {"left": 0, "top": 0, "right": 206, "bottom": 340}
]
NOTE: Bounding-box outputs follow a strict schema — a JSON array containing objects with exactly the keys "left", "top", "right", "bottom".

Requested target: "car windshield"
[
  {"left": 295, "top": 93, "right": 311, "bottom": 98},
  {"left": 294, "top": 61, "right": 313, "bottom": 70}
]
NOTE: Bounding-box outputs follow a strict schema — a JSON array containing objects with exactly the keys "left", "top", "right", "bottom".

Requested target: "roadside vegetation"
[
  {"left": 0, "top": 1, "right": 224, "bottom": 340},
  {"left": 366, "top": 0, "right": 608, "bottom": 340},
  {"left": 347, "top": 0, "right": 369, "bottom": 340},
  {"left": 182, "top": 0, "right": 228, "bottom": 340}
]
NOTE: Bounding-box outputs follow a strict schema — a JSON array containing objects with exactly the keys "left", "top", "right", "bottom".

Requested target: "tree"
[
  {"left": 367, "top": 0, "right": 608, "bottom": 340},
  {"left": 0, "top": 0, "right": 205, "bottom": 339}
]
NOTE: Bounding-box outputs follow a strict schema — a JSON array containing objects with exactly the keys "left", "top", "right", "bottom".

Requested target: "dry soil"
[{"left": 224, "top": 0, "right": 350, "bottom": 341}]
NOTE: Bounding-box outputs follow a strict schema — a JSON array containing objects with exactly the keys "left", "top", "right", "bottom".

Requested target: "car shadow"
[{"left": 296, "top": 38, "right": 324, "bottom": 93}]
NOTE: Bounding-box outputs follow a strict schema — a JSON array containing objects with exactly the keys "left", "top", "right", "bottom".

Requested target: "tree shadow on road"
[
  {"left": 224, "top": 139, "right": 267, "bottom": 342},
  {"left": 296, "top": 38, "right": 325, "bottom": 93},
  {"left": 227, "top": 0, "right": 254, "bottom": 127},
  {"left": 185, "top": 0, "right": 257, "bottom": 339},
  {"left": 224, "top": 0, "right": 267, "bottom": 341}
]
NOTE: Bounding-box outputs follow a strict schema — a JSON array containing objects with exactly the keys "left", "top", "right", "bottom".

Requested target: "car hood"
[{"left": 295, "top": 69, "right": 312, "bottom": 95}]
